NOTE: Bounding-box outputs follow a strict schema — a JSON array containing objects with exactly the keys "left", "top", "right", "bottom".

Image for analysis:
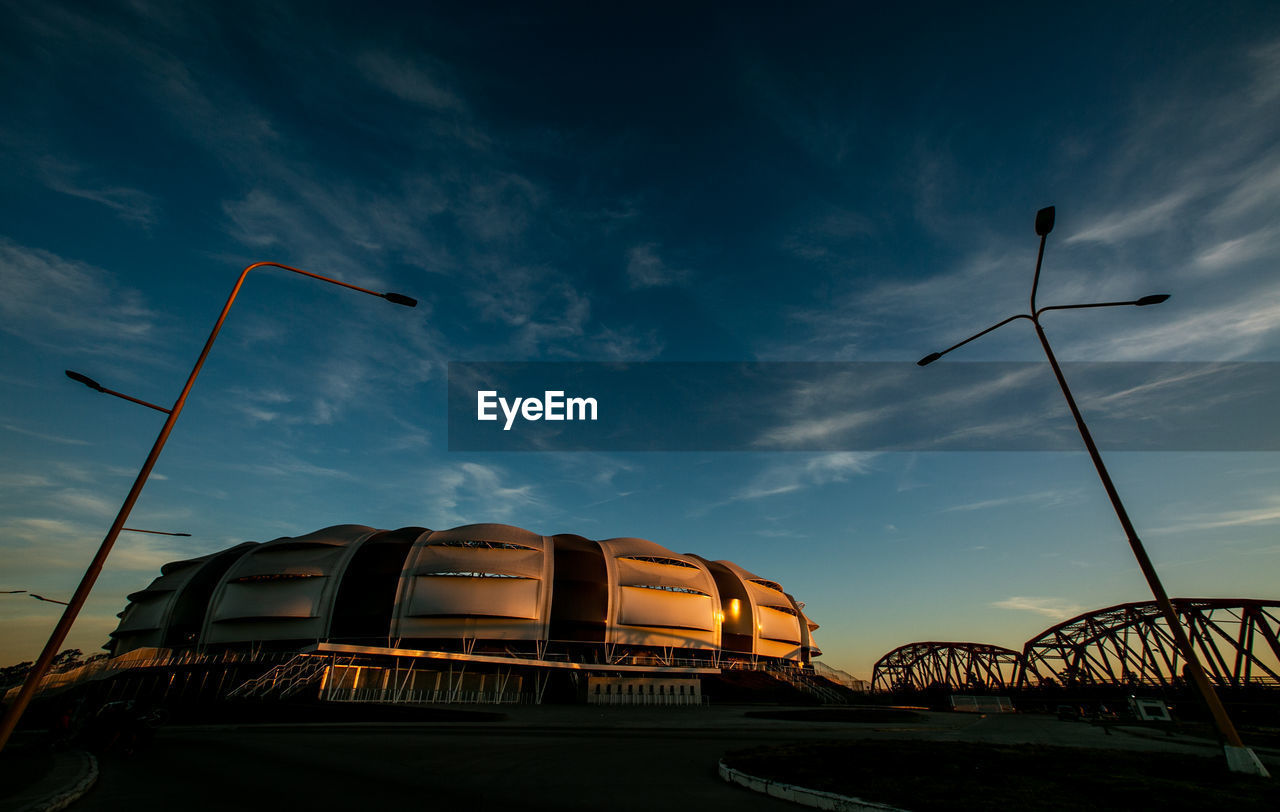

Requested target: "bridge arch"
[
  {"left": 871, "top": 642, "right": 1022, "bottom": 692},
  {"left": 1018, "top": 598, "right": 1280, "bottom": 689}
]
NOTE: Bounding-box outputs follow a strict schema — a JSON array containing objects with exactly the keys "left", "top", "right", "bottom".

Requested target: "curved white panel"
[
  {"left": 405, "top": 575, "right": 541, "bottom": 619},
  {"left": 618, "top": 586, "right": 715, "bottom": 631}
]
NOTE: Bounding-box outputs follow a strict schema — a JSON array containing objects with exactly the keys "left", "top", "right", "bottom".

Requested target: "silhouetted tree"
[
  {"left": 0, "top": 660, "right": 33, "bottom": 688},
  {"left": 51, "top": 648, "right": 84, "bottom": 673}
]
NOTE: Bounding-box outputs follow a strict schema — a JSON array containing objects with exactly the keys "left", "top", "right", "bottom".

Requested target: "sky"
[{"left": 1, "top": 1, "right": 1278, "bottom": 681}]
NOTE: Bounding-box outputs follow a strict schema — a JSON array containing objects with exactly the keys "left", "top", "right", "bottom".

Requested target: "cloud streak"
[
  {"left": 0, "top": 240, "right": 160, "bottom": 352},
  {"left": 37, "top": 156, "right": 157, "bottom": 226},
  {"left": 992, "top": 596, "right": 1086, "bottom": 620},
  {"left": 421, "top": 462, "right": 539, "bottom": 528},
  {"left": 727, "top": 452, "right": 877, "bottom": 503}
]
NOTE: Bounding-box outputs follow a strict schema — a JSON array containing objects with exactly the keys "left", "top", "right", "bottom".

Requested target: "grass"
[{"left": 723, "top": 740, "right": 1279, "bottom": 811}]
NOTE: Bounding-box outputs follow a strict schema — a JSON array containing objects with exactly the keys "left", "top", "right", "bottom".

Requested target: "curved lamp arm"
[
  {"left": 0, "top": 261, "right": 415, "bottom": 752},
  {"left": 917, "top": 314, "right": 1032, "bottom": 366}
]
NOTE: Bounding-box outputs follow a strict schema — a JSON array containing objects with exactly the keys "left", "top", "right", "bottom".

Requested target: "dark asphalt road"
[
  {"left": 79, "top": 724, "right": 808, "bottom": 810},
  {"left": 72, "top": 706, "right": 1268, "bottom": 811}
]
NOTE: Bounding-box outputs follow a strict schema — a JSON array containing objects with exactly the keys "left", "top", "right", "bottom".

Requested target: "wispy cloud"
[
  {"left": 49, "top": 462, "right": 163, "bottom": 484},
  {"left": 1147, "top": 497, "right": 1280, "bottom": 535},
  {"left": 765, "top": 242, "right": 1036, "bottom": 361},
  {"left": 219, "top": 180, "right": 453, "bottom": 284},
  {"left": 2, "top": 423, "right": 91, "bottom": 446},
  {"left": 417, "top": 463, "right": 540, "bottom": 528},
  {"left": 355, "top": 51, "right": 464, "bottom": 112},
  {"left": 11, "top": 5, "right": 624, "bottom": 370},
  {"left": 942, "top": 490, "right": 1075, "bottom": 514},
  {"left": 992, "top": 596, "right": 1086, "bottom": 620},
  {"left": 585, "top": 325, "right": 664, "bottom": 361},
  {"left": 37, "top": 156, "right": 156, "bottom": 226},
  {"left": 724, "top": 452, "right": 876, "bottom": 504},
  {"left": 780, "top": 208, "right": 876, "bottom": 262},
  {"left": 0, "top": 516, "right": 188, "bottom": 575},
  {"left": 752, "top": 409, "right": 886, "bottom": 448},
  {"left": 226, "top": 387, "right": 294, "bottom": 424},
  {"left": 231, "top": 458, "right": 357, "bottom": 481},
  {"left": 1064, "top": 191, "right": 1192, "bottom": 246},
  {"left": 54, "top": 490, "right": 123, "bottom": 520},
  {"left": 0, "top": 473, "right": 54, "bottom": 488},
  {"left": 1195, "top": 222, "right": 1280, "bottom": 270},
  {"left": 8, "top": 517, "right": 83, "bottom": 538},
  {"left": 748, "top": 363, "right": 1070, "bottom": 452},
  {"left": 550, "top": 454, "right": 639, "bottom": 490},
  {"left": 1065, "top": 293, "right": 1280, "bottom": 361},
  {"left": 1038, "top": 38, "right": 1280, "bottom": 363},
  {"left": 626, "top": 243, "right": 691, "bottom": 289},
  {"left": 766, "top": 36, "right": 1280, "bottom": 366},
  {"left": 0, "top": 240, "right": 160, "bottom": 352}
]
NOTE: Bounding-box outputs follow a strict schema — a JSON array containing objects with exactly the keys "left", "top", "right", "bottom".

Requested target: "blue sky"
[{"left": 2, "top": 1, "right": 1278, "bottom": 680}]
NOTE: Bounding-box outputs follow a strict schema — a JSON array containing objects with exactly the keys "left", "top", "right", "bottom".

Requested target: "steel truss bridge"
[
  {"left": 871, "top": 642, "right": 1021, "bottom": 693},
  {"left": 872, "top": 599, "right": 1280, "bottom": 693}
]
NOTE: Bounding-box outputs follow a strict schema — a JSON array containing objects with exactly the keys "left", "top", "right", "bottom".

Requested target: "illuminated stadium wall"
[{"left": 110, "top": 524, "right": 821, "bottom": 666}]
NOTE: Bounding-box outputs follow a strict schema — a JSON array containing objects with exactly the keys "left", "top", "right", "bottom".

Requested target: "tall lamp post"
[
  {"left": 917, "top": 206, "right": 1269, "bottom": 777},
  {"left": 0, "top": 262, "right": 416, "bottom": 752}
]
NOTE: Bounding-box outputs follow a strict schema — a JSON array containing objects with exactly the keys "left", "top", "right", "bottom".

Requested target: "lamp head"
[
  {"left": 65, "top": 370, "right": 104, "bottom": 391},
  {"left": 1034, "top": 206, "right": 1056, "bottom": 237},
  {"left": 383, "top": 292, "right": 418, "bottom": 307},
  {"left": 1135, "top": 294, "right": 1171, "bottom": 306},
  {"left": 917, "top": 352, "right": 942, "bottom": 367}
]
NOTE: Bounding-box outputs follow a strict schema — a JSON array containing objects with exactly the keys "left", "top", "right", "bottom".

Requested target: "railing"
[
  {"left": 765, "top": 666, "right": 851, "bottom": 704},
  {"left": 587, "top": 693, "right": 708, "bottom": 707},
  {"left": 2, "top": 647, "right": 295, "bottom": 701},
  {"left": 226, "top": 654, "right": 330, "bottom": 700},
  {"left": 325, "top": 687, "right": 529, "bottom": 704}
]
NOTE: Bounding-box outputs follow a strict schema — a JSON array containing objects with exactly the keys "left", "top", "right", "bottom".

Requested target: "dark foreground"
[
  {"left": 726, "top": 739, "right": 1280, "bottom": 811},
  {"left": 18, "top": 705, "right": 1280, "bottom": 811}
]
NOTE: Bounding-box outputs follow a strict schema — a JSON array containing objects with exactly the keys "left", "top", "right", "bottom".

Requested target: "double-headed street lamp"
[
  {"left": 918, "top": 206, "right": 1269, "bottom": 777},
  {"left": 0, "top": 261, "right": 416, "bottom": 752}
]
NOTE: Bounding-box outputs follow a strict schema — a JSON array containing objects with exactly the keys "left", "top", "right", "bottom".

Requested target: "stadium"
[{"left": 89, "top": 523, "right": 831, "bottom": 706}]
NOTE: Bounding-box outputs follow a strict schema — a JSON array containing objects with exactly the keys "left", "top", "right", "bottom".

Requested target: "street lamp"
[
  {"left": 121, "top": 528, "right": 192, "bottom": 537},
  {"left": 0, "top": 261, "right": 416, "bottom": 752},
  {"left": 2, "top": 590, "right": 70, "bottom": 606},
  {"left": 917, "top": 206, "right": 1269, "bottom": 777},
  {"left": 30, "top": 594, "right": 70, "bottom": 606},
  {"left": 64, "top": 370, "right": 171, "bottom": 413}
]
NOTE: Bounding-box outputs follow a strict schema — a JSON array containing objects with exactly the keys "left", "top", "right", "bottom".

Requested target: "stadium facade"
[{"left": 102, "top": 524, "right": 823, "bottom": 705}]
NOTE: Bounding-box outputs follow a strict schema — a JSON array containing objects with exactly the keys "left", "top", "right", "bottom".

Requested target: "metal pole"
[
  {"left": 0, "top": 262, "right": 414, "bottom": 752},
  {"left": 918, "top": 206, "right": 1268, "bottom": 776},
  {"left": 1030, "top": 318, "right": 1268, "bottom": 775}
]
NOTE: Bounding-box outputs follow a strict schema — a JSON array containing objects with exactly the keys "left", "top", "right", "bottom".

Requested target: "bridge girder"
[
  {"left": 871, "top": 641, "right": 1022, "bottom": 693},
  {"left": 1018, "top": 598, "right": 1280, "bottom": 689}
]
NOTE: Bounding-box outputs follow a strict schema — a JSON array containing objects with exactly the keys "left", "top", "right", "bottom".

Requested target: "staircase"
[
  {"left": 770, "top": 668, "right": 853, "bottom": 705},
  {"left": 226, "top": 653, "right": 330, "bottom": 700}
]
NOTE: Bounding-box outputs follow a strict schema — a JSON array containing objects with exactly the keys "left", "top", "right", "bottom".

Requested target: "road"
[{"left": 72, "top": 705, "right": 1260, "bottom": 810}]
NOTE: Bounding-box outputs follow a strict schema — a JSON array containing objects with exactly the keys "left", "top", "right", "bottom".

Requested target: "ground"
[
  {"left": 4, "top": 704, "right": 1278, "bottom": 810},
  {"left": 724, "top": 739, "right": 1280, "bottom": 811}
]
